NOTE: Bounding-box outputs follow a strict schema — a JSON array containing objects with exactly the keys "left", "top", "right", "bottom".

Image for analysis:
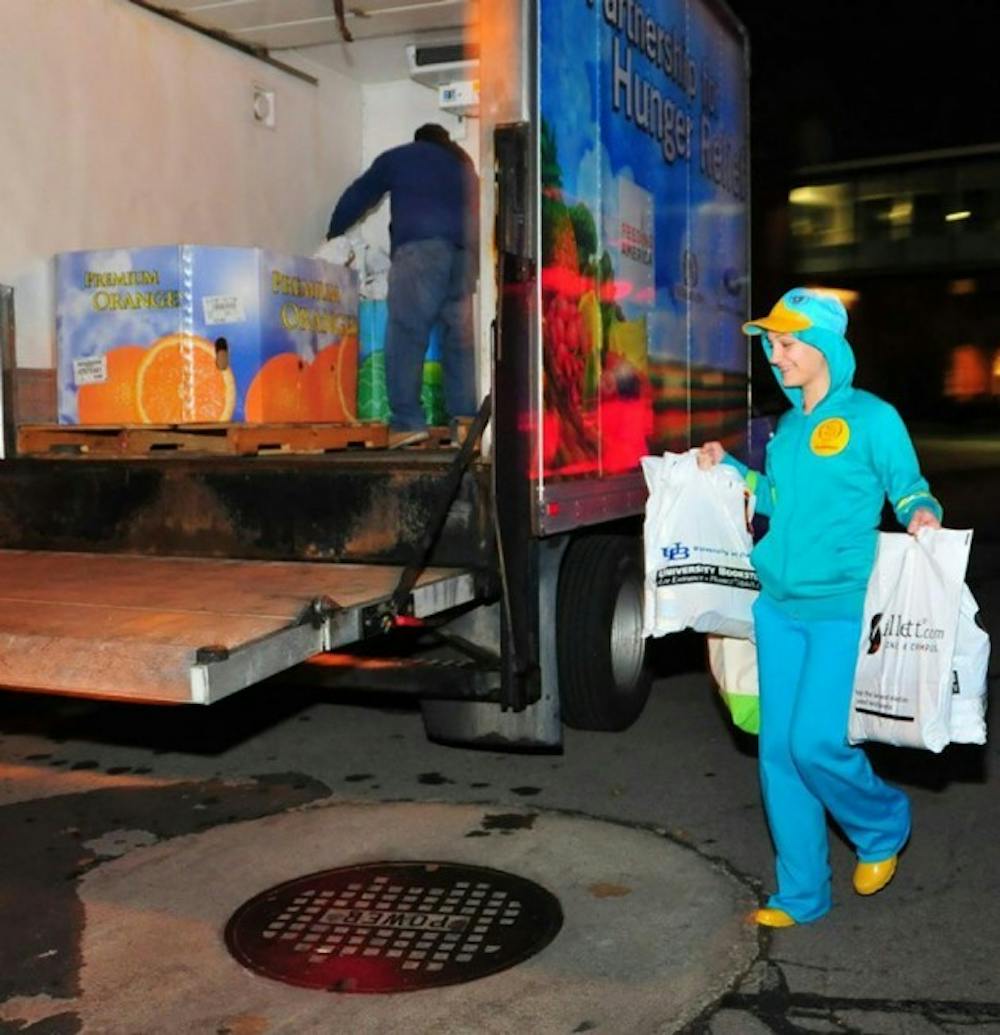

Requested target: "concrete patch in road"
[
  {"left": 83, "top": 827, "right": 160, "bottom": 859},
  {"left": 0, "top": 771, "right": 330, "bottom": 1022},
  {"left": 71, "top": 802, "right": 757, "bottom": 1034}
]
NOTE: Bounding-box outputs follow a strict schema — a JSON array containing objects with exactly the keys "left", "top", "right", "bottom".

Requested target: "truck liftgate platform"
[{"left": 0, "top": 550, "right": 476, "bottom": 704}]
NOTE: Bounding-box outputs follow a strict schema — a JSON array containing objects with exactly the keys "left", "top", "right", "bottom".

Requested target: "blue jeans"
[
  {"left": 385, "top": 239, "right": 477, "bottom": 431},
  {"left": 754, "top": 594, "right": 911, "bottom": 923}
]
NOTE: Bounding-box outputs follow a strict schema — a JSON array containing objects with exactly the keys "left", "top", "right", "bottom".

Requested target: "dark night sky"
[{"left": 726, "top": 0, "right": 999, "bottom": 171}]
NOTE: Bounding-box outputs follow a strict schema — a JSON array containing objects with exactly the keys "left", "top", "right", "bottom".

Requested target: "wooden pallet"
[{"left": 17, "top": 421, "right": 392, "bottom": 457}]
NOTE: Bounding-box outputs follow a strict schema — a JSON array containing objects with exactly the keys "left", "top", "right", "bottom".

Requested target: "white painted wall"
[
  {"left": 0, "top": 0, "right": 363, "bottom": 368},
  {"left": 354, "top": 80, "right": 480, "bottom": 253}
]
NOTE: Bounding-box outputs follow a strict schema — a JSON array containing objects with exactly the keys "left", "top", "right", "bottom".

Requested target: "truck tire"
[{"left": 557, "top": 533, "right": 651, "bottom": 731}]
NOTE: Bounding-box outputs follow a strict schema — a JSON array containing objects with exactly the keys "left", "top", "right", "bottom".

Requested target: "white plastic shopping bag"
[
  {"left": 707, "top": 634, "right": 760, "bottom": 734},
  {"left": 849, "top": 529, "right": 971, "bottom": 752},
  {"left": 642, "top": 450, "right": 759, "bottom": 639},
  {"left": 949, "top": 585, "right": 990, "bottom": 745}
]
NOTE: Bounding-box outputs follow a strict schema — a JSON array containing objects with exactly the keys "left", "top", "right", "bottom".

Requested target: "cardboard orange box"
[{"left": 55, "top": 246, "right": 359, "bottom": 425}]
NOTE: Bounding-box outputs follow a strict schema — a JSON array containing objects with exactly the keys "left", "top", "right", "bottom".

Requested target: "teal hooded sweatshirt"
[{"left": 724, "top": 323, "right": 942, "bottom": 620}]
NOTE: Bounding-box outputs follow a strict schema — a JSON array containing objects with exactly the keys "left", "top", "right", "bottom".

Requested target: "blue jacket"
[
  {"left": 725, "top": 323, "right": 942, "bottom": 619},
  {"left": 327, "top": 140, "right": 478, "bottom": 254}
]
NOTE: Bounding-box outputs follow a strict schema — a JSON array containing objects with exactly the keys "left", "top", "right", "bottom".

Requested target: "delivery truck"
[{"left": 0, "top": 0, "right": 749, "bottom": 748}]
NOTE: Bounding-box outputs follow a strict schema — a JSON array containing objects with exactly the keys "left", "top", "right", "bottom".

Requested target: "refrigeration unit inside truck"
[{"left": 0, "top": 0, "right": 749, "bottom": 748}]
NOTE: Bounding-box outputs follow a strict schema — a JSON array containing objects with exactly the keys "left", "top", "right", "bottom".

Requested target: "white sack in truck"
[
  {"left": 641, "top": 451, "right": 759, "bottom": 640},
  {"left": 316, "top": 236, "right": 390, "bottom": 300}
]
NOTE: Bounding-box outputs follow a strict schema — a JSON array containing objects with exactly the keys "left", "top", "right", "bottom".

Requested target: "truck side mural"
[{"left": 539, "top": 0, "right": 749, "bottom": 480}]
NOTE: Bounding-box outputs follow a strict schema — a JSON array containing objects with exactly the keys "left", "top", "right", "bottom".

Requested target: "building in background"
[{"left": 785, "top": 143, "right": 1000, "bottom": 426}]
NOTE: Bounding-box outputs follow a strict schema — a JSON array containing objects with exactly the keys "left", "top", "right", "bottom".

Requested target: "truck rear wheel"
[{"left": 557, "top": 533, "right": 652, "bottom": 731}]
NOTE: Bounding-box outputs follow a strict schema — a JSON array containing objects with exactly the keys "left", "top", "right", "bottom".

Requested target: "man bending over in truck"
[{"left": 327, "top": 123, "right": 479, "bottom": 448}]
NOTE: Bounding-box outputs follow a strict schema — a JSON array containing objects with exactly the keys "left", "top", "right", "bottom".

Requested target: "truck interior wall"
[
  {"left": 0, "top": 0, "right": 364, "bottom": 371},
  {"left": 358, "top": 80, "right": 478, "bottom": 254},
  {"left": 356, "top": 77, "right": 486, "bottom": 410}
]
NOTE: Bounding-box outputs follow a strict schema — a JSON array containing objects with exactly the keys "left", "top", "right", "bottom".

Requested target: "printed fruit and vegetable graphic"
[
  {"left": 356, "top": 349, "right": 388, "bottom": 421},
  {"left": 136, "top": 334, "right": 236, "bottom": 423},
  {"left": 604, "top": 317, "right": 648, "bottom": 400},
  {"left": 244, "top": 352, "right": 307, "bottom": 423},
  {"left": 356, "top": 300, "right": 447, "bottom": 425},
  {"left": 77, "top": 344, "right": 145, "bottom": 424},
  {"left": 303, "top": 334, "right": 358, "bottom": 421},
  {"left": 356, "top": 349, "right": 446, "bottom": 425},
  {"left": 419, "top": 360, "right": 447, "bottom": 427},
  {"left": 75, "top": 331, "right": 360, "bottom": 425},
  {"left": 601, "top": 316, "right": 653, "bottom": 473},
  {"left": 541, "top": 121, "right": 597, "bottom": 472},
  {"left": 579, "top": 289, "right": 603, "bottom": 399},
  {"left": 540, "top": 120, "right": 651, "bottom": 474}
]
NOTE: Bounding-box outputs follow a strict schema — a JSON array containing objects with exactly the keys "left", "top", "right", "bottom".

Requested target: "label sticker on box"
[
  {"left": 203, "top": 295, "right": 246, "bottom": 326},
  {"left": 73, "top": 356, "right": 108, "bottom": 386}
]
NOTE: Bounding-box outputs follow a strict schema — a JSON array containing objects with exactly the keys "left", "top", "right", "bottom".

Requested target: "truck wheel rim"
[{"left": 611, "top": 576, "right": 645, "bottom": 690}]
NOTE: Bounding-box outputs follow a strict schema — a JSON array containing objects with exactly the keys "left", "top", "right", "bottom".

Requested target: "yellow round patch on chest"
[{"left": 810, "top": 417, "right": 850, "bottom": 456}]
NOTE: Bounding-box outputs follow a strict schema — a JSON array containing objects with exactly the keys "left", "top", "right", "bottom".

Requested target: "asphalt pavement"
[{"left": 0, "top": 774, "right": 758, "bottom": 1034}]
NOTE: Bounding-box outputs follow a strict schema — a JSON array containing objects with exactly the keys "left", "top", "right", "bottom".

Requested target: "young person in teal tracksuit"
[{"left": 699, "top": 288, "right": 942, "bottom": 927}]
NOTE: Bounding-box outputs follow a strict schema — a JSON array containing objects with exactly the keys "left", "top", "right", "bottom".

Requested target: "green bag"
[
  {"left": 707, "top": 634, "right": 759, "bottom": 735},
  {"left": 357, "top": 299, "right": 447, "bottom": 425}
]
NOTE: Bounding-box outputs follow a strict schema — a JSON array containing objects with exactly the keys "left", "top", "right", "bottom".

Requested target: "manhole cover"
[{"left": 224, "top": 861, "right": 563, "bottom": 993}]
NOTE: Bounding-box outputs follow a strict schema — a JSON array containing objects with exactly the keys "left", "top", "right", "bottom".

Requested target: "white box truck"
[{"left": 0, "top": 0, "right": 750, "bottom": 748}]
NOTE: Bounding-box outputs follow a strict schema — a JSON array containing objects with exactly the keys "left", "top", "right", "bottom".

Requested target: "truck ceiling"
[{"left": 133, "top": 0, "right": 478, "bottom": 82}]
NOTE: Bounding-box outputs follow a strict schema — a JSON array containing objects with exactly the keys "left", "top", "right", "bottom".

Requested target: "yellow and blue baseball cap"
[{"left": 743, "top": 288, "right": 848, "bottom": 338}]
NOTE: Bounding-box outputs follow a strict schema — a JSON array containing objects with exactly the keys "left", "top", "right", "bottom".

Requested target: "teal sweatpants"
[{"left": 754, "top": 594, "right": 911, "bottom": 923}]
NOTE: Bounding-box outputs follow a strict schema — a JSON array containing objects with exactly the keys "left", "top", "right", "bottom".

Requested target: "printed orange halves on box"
[{"left": 56, "top": 245, "right": 359, "bottom": 425}]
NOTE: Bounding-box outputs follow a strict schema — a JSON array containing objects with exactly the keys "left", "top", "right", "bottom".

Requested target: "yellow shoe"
[
  {"left": 751, "top": 907, "right": 797, "bottom": 928},
  {"left": 853, "top": 855, "right": 898, "bottom": 896}
]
